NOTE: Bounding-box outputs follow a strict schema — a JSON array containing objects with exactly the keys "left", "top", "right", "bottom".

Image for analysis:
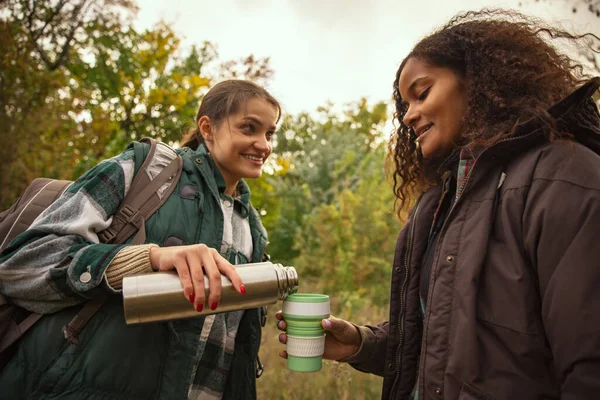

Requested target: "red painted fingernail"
[
  {"left": 210, "top": 302, "right": 218, "bottom": 311},
  {"left": 189, "top": 293, "right": 195, "bottom": 304},
  {"left": 240, "top": 284, "right": 246, "bottom": 295},
  {"left": 196, "top": 304, "right": 203, "bottom": 312}
]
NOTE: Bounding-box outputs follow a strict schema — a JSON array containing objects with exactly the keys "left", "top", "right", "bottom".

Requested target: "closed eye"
[{"left": 417, "top": 87, "right": 431, "bottom": 101}]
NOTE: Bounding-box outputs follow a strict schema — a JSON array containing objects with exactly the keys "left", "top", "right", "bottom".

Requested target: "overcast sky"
[{"left": 134, "top": 0, "right": 599, "bottom": 117}]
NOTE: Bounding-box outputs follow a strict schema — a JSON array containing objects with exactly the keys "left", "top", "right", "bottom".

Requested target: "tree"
[
  {"left": 257, "top": 100, "right": 391, "bottom": 267},
  {"left": 218, "top": 54, "right": 274, "bottom": 88},
  {"left": 0, "top": 0, "right": 138, "bottom": 207},
  {"left": 292, "top": 147, "right": 402, "bottom": 308},
  {"left": 3, "top": 0, "right": 137, "bottom": 71},
  {"left": 65, "top": 22, "right": 214, "bottom": 174},
  {"left": 0, "top": 0, "right": 274, "bottom": 208},
  {"left": 248, "top": 99, "right": 401, "bottom": 307}
]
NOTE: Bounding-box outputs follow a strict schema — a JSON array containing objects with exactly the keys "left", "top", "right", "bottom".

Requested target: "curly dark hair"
[{"left": 389, "top": 8, "right": 599, "bottom": 217}]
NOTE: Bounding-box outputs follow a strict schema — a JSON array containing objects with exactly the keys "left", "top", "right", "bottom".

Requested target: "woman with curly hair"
[{"left": 277, "top": 9, "right": 600, "bottom": 399}]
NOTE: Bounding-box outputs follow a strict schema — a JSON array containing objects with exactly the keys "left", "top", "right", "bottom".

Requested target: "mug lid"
[{"left": 283, "top": 293, "right": 330, "bottom": 317}]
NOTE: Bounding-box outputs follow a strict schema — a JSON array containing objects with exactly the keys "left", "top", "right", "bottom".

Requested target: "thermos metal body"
[{"left": 122, "top": 262, "right": 298, "bottom": 324}]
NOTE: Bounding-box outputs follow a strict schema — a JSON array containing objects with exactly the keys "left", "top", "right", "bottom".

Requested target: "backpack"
[{"left": 0, "top": 138, "right": 182, "bottom": 367}]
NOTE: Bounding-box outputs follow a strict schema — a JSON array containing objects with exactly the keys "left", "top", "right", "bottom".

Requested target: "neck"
[{"left": 224, "top": 182, "right": 238, "bottom": 196}]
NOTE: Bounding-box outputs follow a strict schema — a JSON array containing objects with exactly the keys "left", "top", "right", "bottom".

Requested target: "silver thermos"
[{"left": 122, "top": 261, "right": 299, "bottom": 324}]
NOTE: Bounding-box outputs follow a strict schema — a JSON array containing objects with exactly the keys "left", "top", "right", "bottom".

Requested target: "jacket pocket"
[{"left": 458, "top": 382, "right": 493, "bottom": 400}]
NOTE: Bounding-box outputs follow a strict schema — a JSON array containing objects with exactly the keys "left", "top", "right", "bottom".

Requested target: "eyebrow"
[
  {"left": 242, "top": 116, "right": 277, "bottom": 131},
  {"left": 407, "top": 77, "right": 428, "bottom": 95}
]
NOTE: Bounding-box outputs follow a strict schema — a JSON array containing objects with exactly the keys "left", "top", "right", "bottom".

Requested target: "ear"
[{"left": 198, "top": 116, "right": 213, "bottom": 142}]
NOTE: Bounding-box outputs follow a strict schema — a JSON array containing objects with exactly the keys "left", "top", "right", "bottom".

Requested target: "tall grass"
[{"left": 257, "top": 281, "right": 388, "bottom": 399}]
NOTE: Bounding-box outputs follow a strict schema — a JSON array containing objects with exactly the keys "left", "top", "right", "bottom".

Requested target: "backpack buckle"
[
  {"left": 119, "top": 205, "right": 143, "bottom": 228},
  {"left": 98, "top": 228, "right": 116, "bottom": 243},
  {"left": 98, "top": 205, "right": 143, "bottom": 244}
]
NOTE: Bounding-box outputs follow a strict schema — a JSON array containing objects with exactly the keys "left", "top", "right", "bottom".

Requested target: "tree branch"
[{"left": 34, "top": 0, "right": 68, "bottom": 41}]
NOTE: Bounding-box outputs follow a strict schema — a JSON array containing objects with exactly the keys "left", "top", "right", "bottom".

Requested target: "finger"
[
  {"left": 323, "top": 316, "right": 351, "bottom": 335},
  {"left": 278, "top": 332, "right": 287, "bottom": 344},
  {"left": 275, "top": 310, "right": 283, "bottom": 321},
  {"left": 323, "top": 316, "right": 361, "bottom": 345},
  {"left": 172, "top": 254, "right": 194, "bottom": 303},
  {"left": 277, "top": 319, "right": 287, "bottom": 332},
  {"left": 200, "top": 251, "right": 222, "bottom": 311},
  {"left": 214, "top": 250, "right": 244, "bottom": 294},
  {"left": 186, "top": 251, "right": 205, "bottom": 312},
  {"left": 278, "top": 351, "right": 288, "bottom": 359}
]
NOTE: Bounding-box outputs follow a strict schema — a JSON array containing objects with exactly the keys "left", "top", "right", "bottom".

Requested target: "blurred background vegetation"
[{"left": 0, "top": 0, "right": 597, "bottom": 398}]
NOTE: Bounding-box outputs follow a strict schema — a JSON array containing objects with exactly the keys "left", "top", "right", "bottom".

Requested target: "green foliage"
[
  {"left": 0, "top": 0, "right": 271, "bottom": 208},
  {"left": 68, "top": 21, "right": 213, "bottom": 160},
  {"left": 261, "top": 100, "right": 397, "bottom": 269},
  {"left": 293, "top": 163, "right": 401, "bottom": 308}
]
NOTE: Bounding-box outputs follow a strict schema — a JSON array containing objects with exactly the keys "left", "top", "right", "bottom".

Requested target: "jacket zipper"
[
  {"left": 414, "top": 163, "right": 476, "bottom": 398},
  {"left": 388, "top": 135, "right": 531, "bottom": 398},
  {"left": 390, "top": 200, "right": 421, "bottom": 399},
  {"left": 415, "top": 138, "right": 517, "bottom": 397}
]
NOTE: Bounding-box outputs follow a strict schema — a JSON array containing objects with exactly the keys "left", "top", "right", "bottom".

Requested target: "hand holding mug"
[{"left": 275, "top": 312, "right": 362, "bottom": 362}]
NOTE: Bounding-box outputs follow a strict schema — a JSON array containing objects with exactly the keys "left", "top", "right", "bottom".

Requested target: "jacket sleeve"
[
  {"left": 342, "top": 321, "right": 389, "bottom": 376},
  {"left": 523, "top": 166, "right": 600, "bottom": 399},
  {"left": 0, "top": 147, "right": 137, "bottom": 314}
]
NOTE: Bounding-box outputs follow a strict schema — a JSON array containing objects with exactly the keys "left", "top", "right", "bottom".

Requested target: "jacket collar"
[{"left": 194, "top": 144, "right": 251, "bottom": 218}]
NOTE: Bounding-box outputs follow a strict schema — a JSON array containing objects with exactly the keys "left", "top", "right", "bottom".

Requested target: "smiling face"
[
  {"left": 199, "top": 97, "right": 278, "bottom": 194},
  {"left": 398, "top": 57, "right": 468, "bottom": 159}
]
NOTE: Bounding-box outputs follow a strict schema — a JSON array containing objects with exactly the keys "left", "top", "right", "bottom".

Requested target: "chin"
[
  {"left": 420, "top": 139, "right": 447, "bottom": 160},
  {"left": 420, "top": 146, "right": 434, "bottom": 159},
  {"left": 243, "top": 170, "right": 263, "bottom": 180}
]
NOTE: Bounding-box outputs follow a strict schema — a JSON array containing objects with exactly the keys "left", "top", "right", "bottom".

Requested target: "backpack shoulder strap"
[
  {"left": 98, "top": 138, "right": 182, "bottom": 245},
  {"left": 61, "top": 293, "right": 108, "bottom": 345},
  {"left": 0, "top": 306, "right": 42, "bottom": 353},
  {"left": 60, "top": 139, "right": 182, "bottom": 342},
  {"left": 60, "top": 140, "right": 182, "bottom": 345},
  {"left": 0, "top": 178, "right": 72, "bottom": 252}
]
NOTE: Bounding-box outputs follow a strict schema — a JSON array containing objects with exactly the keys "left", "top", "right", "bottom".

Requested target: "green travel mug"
[{"left": 282, "top": 293, "right": 330, "bottom": 372}]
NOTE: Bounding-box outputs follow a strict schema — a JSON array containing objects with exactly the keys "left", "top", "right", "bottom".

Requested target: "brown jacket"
[{"left": 349, "top": 78, "right": 600, "bottom": 400}]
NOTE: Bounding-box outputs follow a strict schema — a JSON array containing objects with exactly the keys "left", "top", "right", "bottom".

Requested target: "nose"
[
  {"left": 403, "top": 105, "right": 420, "bottom": 129},
  {"left": 254, "top": 134, "right": 271, "bottom": 154}
]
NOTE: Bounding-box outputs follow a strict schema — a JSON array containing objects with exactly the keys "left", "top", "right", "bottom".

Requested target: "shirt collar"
[{"left": 198, "top": 144, "right": 251, "bottom": 217}]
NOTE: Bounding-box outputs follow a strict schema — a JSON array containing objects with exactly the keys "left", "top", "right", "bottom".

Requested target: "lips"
[{"left": 415, "top": 123, "right": 433, "bottom": 137}]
